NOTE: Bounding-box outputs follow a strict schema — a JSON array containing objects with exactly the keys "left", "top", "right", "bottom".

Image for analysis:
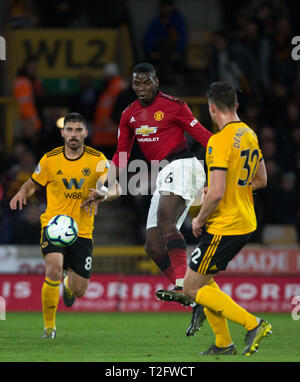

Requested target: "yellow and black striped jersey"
[
  {"left": 31, "top": 146, "right": 109, "bottom": 239},
  {"left": 205, "top": 121, "right": 263, "bottom": 235}
]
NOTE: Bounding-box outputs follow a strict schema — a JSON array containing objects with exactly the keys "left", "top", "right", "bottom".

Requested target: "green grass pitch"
[{"left": 0, "top": 312, "right": 299, "bottom": 362}]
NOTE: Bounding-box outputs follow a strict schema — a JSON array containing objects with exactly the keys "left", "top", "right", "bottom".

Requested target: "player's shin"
[
  {"left": 204, "top": 307, "right": 233, "bottom": 348},
  {"left": 156, "top": 254, "right": 176, "bottom": 285},
  {"left": 144, "top": 236, "right": 176, "bottom": 285},
  {"left": 41, "top": 277, "right": 60, "bottom": 329},
  {"left": 203, "top": 280, "right": 233, "bottom": 347}
]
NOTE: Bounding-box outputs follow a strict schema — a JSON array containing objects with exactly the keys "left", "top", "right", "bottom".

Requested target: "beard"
[{"left": 66, "top": 138, "right": 83, "bottom": 151}]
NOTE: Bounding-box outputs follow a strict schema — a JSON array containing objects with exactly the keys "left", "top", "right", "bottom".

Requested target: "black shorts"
[
  {"left": 189, "top": 230, "right": 253, "bottom": 275},
  {"left": 41, "top": 228, "right": 93, "bottom": 279}
]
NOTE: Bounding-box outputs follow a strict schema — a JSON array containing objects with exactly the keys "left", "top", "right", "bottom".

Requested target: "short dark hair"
[
  {"left": 133, "top": 62, "right": 156, "bottom": 77},
  {"left": 206, "top": 81, "right": 237, "bottom": 111},
  {"left": 64, "top": 112, "right": 86, "bottom": 127}
]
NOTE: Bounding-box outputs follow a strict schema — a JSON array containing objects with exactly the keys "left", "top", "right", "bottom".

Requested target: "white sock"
[{"left": 175, "top": 278, "right": 184, "bottom": 287}]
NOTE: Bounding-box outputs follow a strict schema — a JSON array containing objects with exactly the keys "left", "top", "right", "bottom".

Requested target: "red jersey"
[{"left": 112, "top": 91, "right": 212, "bottom": 167}]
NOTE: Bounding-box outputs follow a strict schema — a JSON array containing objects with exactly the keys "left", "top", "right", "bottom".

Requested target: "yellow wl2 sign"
[{"left": 10, "top": 29, "right": 118, "bottom": 77}]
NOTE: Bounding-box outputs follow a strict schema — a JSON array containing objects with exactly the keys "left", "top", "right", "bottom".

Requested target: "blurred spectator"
[
  {"left": 250, "top": 0, "right": 288, "bottom": 36},
  {"left": 88, "top": 0, "right": 128, "bottom": 28},
  {"left": 0, "top": 139, "right": 34, "bottom": 180},
  {"left": 290, "top": 127, "right": 300, "bottom": 154},
  {"left": 2, "top": 148, "right": 41, "bottom": 204},
  {"left": 92, "top": 62, "right": 126, "bottom": 157},
  {"left": 252, "top": 1, "right": 276, "bottom": 36},
  {"left": 0, "top": 204, "right": 14, "bottom": 244},
  {"left": 11, "top": 139, "right": 34, "bottom": 168},
  {"left": 38, "top": 0, "right": 79, "bottom": 28},
  {"left": 71, "top": 73, "right": 98, "bottom": 129},
  {"left": 286, "top": 127, "right": 300, "bottom": 171},
  {"left": 9, "top": 0, "right": 39, "bottom": 28},
  {"left": 275, "top": 99, "right": 300, "bottom": 170},
  {"left": 209, "top": 31, "right": 252, "bottom": 96},
  {"left": 13, "top": 56, "right": 43, "bottom": 143},
  {"left": 0, "top": 141, "right": 16, "bottom": 176},
  {"left": 261, "top": 140, "right": 277, "bottom": 161},
  {"left": 259, "top": 16, "right": 300, "bottom": 96},
  {"left": 111, "top": 85, "right": 137, "bottom": 126},
  {"left": 144, "top": 0, "right": 188, "bottom": 85},
  {"left": 285, "top": 0, "right": 300, "bottom": 35},
  {"left": 262, "top": 171, "right": 298, "bottom": 226},
  {"left": 264, "top": 158, "right": 281, "bottom": 180},
  {"left": 242, "top": 97, "right": 264, "bottom": 131},
  {"left": 233, "top": 20, "right": 262, "bottom": 95},
  {"left": 38, "top": 107, "right": 68, "bottom": 156},
  {"left": 294, "top": 153, "right": 300, "bottom": 228},
  {"left": 12, "top": 204, "right": 42, "bottom": 244},
  {"left": 258, "top": 125, "right": 276, "bottom": 144},
  {"left": 111, "top": 65, "right": 137, "bottom": 125},
  {"left": 285, "top": 98, "right": 300, "bottom": 130}
]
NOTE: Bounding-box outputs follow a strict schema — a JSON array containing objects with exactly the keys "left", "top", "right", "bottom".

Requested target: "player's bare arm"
[
  {"left": 192, "top": 170, "right": 226, "bottom": 237},
  {"left": 81, "top": 163, "right": 122, "bottom": 216},
  {"left": 251, "top": 159, "right": 267, "bottom": 191},
  {"left": 9, "top": 178, "right": 37, "bottom": 210},
  {"left": 81, "top": 181, "right": 122, "bottom": 217}
]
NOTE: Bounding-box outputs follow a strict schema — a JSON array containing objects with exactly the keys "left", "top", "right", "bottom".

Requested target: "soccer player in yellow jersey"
[
  {"left": 10, "top": 113, "right": 121, "bottom": 338},
  {"left": 183, "top": 82, "right": 272, "bottom": 355}
]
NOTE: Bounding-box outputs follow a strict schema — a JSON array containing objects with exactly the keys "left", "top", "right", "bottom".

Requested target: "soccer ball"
[{"left": 45, "top": 215, "right": 78, "bottom": 247}]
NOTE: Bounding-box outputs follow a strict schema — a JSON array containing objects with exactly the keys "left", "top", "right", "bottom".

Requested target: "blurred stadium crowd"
[{"left": 0, "top": 0, "right": 299, "bottom": 245}]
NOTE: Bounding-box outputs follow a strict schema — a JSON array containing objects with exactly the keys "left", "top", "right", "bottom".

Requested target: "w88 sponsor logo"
[{"left": 64, "top": 191, "right": 84, "bottom": 199}]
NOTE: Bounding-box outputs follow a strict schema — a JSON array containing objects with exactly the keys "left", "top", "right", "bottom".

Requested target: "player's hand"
[
  {"left": 9, "top": 191, "right": 27, "bottom": 210},
  {"left": 192, "top": 216, "right": 205, "bottom": 238},
  {"left": 81, "top": 188, "right": 107, "bottom": 217}
]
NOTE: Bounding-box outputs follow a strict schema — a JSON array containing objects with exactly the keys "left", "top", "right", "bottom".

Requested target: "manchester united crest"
[{"left": 154, "top": 111, "right": 164, "bottom": 121}]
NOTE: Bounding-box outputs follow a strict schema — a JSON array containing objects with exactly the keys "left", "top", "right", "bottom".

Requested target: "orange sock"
[
  {"left": 195, "top": 284, "right": 258, "bottom": 331},
  {"left": 204, "top": 279, "right": 233, "bottom": 348},
  {"left": 41, "top": 277, "right": 60, "bottom": 329}
]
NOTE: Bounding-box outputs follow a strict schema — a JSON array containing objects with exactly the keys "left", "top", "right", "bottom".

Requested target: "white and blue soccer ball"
[{"left": 45, "top": 215, "right": 78, "bottom": 247}]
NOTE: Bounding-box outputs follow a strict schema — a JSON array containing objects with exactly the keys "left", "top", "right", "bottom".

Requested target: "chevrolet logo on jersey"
[{"left": 136, "top": 125, "right": 157, "bottom": 136}]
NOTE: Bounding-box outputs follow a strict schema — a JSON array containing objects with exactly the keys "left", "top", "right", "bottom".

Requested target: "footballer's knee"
[
  {"left": 45, "top": 264, "right": 63, "bottom": 282},
  {"left": 73, "top": 289, "right": 85, "bottom": 298},
  {"left": 157, "top": 222, "right": 178, "bottom": 238},
  {"left": 72, "top": 284, "right": 88, "bottom": 298},
  {"left": 144, "top": 239, "right": 163, "bottom": 262},
  {"left": 44, "top": 253, "right": 63, "bottom": 282},
  {"left": 157, "top": 213, "right": 180, "bottom": 239},
  {"left": 144, "top": 237, "right": 156, "bottom": 256},
  {"left": 67, "top": 270, "right": 89, "bottom": 297}
]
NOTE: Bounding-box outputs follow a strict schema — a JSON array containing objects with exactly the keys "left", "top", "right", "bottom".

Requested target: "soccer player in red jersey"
[{"left": 82, "top": 63, "right": 212, "bottom": 334}]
